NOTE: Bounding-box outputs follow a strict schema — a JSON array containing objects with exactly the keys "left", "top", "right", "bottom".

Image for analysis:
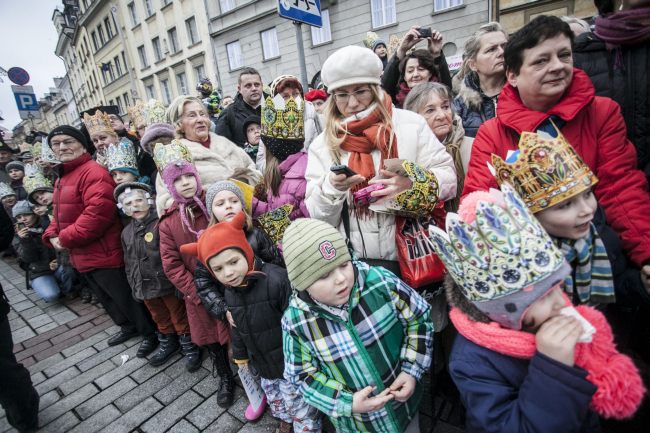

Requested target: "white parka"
[{"left": 305, "top": 107, "right": 457, "bottom": 261}]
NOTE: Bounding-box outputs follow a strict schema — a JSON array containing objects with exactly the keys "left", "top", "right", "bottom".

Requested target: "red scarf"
[
  {"left": 450, "top": 306, "right": 645, "bottom": 419},
  {"left": 338, "top": 93, "right": 398, "bottom": 194}
]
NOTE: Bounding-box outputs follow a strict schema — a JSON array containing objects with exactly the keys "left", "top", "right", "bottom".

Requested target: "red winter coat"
[
  {"left": 463, "top": 68, "right": 650, "bottom": 266},
  {"left": 43, "top": 153, "right": 124, "bottom": 273},
  {"left": 158, "top": 202, "right": 230, "bottom": 346}
]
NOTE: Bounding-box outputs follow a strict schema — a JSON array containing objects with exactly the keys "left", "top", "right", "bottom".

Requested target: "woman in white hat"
[{"left": 305, "top": 45, "right": 457, "bottom": 271}]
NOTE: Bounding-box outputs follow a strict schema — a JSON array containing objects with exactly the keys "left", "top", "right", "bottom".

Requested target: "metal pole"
[{"left": 294, "top": 21, "right": 309, "bottom": 92}]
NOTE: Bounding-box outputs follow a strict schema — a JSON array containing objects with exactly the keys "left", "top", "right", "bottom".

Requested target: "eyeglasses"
[
  {"left": 332, "top": 88, "right": 372, "bottom": 104},
  {"left": 49, "top": 138, "right": 78, "bottom": 148}
]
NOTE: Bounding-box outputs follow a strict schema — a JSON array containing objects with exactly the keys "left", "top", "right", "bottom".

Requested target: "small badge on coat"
[{"left": 144, "top": 232, "right": 154, "bottom": 243}]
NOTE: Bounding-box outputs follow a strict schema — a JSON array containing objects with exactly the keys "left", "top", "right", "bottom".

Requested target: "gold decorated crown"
[
  {"left": 491, "top": 127, "right": 598, "bottom": 213},
  {"left": 153, "top": 139, "right": 193, "bottom": 173},
  {"left": 23, "top": 163, "right": 53, "bottom": 194},
  {"left": 261, "top": 94, "right": 304, "bottom": 141},
  {"left": 82, "top": 110, "right": 114, "bottom": 137},
  {"left": 107, "top": 139, "right": 139, "bottom": 173},
  {"left": 144, "top": 99, "right": 167, "bottom": 126},
  {"left": 127, "top": 100, "right": 147, "bottom": 129}
]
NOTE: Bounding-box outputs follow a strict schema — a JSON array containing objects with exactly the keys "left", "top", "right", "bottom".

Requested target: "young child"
[
  {"left": 181, "top": 212, "right": 321, "bottom": 433},
  {"left": 304, "top": 89, "right": 327, "bottom": 115},
  {"left": 242, "top": 115, "right": 261, "bottom": 163},
  {"left": 252, "top": 94, "right": 309, "bottom": 222},
  {"left": 428, "top": 184, "right": 645, "bottom": 432},
  {"left": 106, "top": 140, "right": 150, "bottom": 186},
  {"left": 0, "top": 183, "right": 17, "bottom": 219},
  {"left": 155, "top": 141, "right": 233, "bottom": 394},
  {"left": 6, "top": 161, "right": 27, "bottom": 201},
  {"left": 281, "top": 218, "right": 434, "bottom": 433},
  {"left": 116, "top": 181, "right": 191, "bottom": 366}
]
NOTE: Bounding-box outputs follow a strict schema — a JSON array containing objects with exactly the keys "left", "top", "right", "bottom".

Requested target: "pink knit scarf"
[{"left": 450, "top": 306, "right": 646, "bottom": 419}]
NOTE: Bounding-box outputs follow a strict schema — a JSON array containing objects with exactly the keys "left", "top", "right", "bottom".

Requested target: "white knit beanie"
[{"left": 321, "top": 45, "right": 383, "bottom": 93}]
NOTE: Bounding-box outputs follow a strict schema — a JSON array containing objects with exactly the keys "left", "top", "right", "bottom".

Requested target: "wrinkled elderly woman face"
[
  {"left": 92, "top": 131, "right": 119, "bottom": 154},
  {"left": 419, "top": 92, "right": 453, "bottom": 141},
  {"left": 179, "top": 101, "right": 210, "bottom": 143}
]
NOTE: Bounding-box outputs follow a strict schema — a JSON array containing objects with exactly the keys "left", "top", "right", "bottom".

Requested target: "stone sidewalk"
[{"left": 0, "top": 257, "right": 463, "bottom": 433}]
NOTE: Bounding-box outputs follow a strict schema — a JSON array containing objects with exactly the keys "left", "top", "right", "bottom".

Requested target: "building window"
[
  {"left": 143, "top": 0, "right": 154, "bottom": 17},
  {"left": 107, "top": 62, "right": 115, "bottom": 81},
  {"left": 114, "top": 55, "right": 122, "bottom": 76},
  {"left": 434, "top": 0, "right": 463, "bottom": 12},
  {"left": 226, "top": 41, "right": 244, "bottom": 70},
  {"left": 162, "top": 0, "right": 171, "bottom": 5},
  {"left": 185, "top": 17, "right": 200, "bottom": 45},
  {"left": 91, "top": 31, "right": 99, "bottom": 51},
  {"left": 168, "top": 27, "right": 179, "bottom": 53},
  {"left": 311, "top": 9, "right": 332, "bottom": 45},
  {"left": 152, "top": 37, "right": 163, "bottom": 62},
  {"left": 176, "top": 72, "right": 188, "bottom": 95},
  {"left": 220, "top": 0, "right": 235, "bottom": 13},
  {"left": 145, "top": 83, "right": 155, "bottom": 99},
  {"left": 104, "top": 17, "right": 114, "bottom": 39},
  {"left": 194, "top": 64, "right": 205, "bottom": 82},
  {"left": 122, "top": 52, "right": 128, "bottom": 71},
  {"left": 370, "top": 0, "right": 396, "bottom": 28},
  {"left": 261, "top": 28, "right": 280, "bottom": 60},
  {"left": 123, "top": 92, "right": 130, "bottom": 107},
  {"left": 137, "top": 45, "right": 149, "bottom": 68},
  {"left": 160, "top": 79, "right": 172, "bottom": 104},
  {"left": 115, "top": 95, "right": 123, "bottom": 112},
  {"left": 127, "top": 2, "right": 138, "bottom": 26},
  {"left": 98, "top": 24, "right": 106, "bottom": 45}
]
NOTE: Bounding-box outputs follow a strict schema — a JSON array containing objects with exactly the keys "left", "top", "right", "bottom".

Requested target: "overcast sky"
[{"left": 0, "top": 0, "right": 66, "bottom": 131}]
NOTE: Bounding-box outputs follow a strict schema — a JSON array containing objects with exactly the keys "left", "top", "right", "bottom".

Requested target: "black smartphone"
[
  {"left": 16, "top": 223, "right": 25, "bottom": 230},
  {"left": 417, "top": 27, "right": 432, "bottom": 39},
  {"left": 330, "top": 164, "right": 358, "bottom": 177}
]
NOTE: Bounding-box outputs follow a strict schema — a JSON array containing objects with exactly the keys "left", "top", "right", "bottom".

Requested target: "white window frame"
[
  {"left": 145, "top": 83, "right": 156, "bottom": 99},
  {"left": 127, "top": 2, "right": 138, "bottom": 27},
  {"left": 152, "top": 37, "right": 163, "bottom": 62},
  {"left": 176, "top": 72, "right": 188, "bottom": 95},
  {"left": 220, "top": 0, "right": 235, "bottom": 13},
  {"left": 434, "top": 0, "right": 463, "bottom": 12},
  {"left": 137, "top": 45, "right": 149, "bottom": 68},
  {"left": 143, "top": 0, "right": 154, "bottom": 17},
  {"left": 194, "top": 64, "right": 205, "bottom": 82},
  {"left": 168, "top": 27, "right": 179, "bottom": 53},
  {"left": 260, "top": 27, "right": 280, "bottom": 60},
  {"left": 311, "top": 8, "right": 332, "bottom": 46},
  {"left": 160, "top": 78, "right": 172, "bottom": 104},
  {"left": 186, "top": 17, "right": 200, "bottom": 45},
  {"left": 226, "top": 41, "right": 244, "bottom": 71},
  {"left": 370, "top": 0, "right": 396, "bottom": 28}
]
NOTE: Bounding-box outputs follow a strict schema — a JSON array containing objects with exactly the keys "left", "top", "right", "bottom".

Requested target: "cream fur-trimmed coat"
[{"left": 155, "top": 132, "right": 260, "bottom": 215}]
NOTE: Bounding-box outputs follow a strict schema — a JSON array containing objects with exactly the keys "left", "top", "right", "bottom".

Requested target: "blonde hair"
[
  {"left": 322, "top": 84, "right": 395, "bottom": 163},
  {"left": 165, "top": 96, "right": 205, "bottom": 137},
  {"left": 208, "top": 205, "right": 254, "bottom": 231},
  {"left": 458, "top": 22, "right": 507, "bottom": 81}
]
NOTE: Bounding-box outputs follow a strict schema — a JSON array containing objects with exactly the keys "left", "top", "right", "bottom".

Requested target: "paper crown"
[
  {"left": 144, "top": 99, "right": 167, "bottom": 126},
  {"left": 491, "top": 127, "right": 598, "bottom": 213},
  {"left": 82, "top": 110, "right": 114, "bottom": 137},
  {"left": 38, "top": 140, "right": 60, "bottom": 165},
  {"left": 429, "top": 184, "right": 567, "bottom": 309},
  {"left": 0, "top": 182, "right": 15, "bottom": 199},
  {"left": 261, "top": 94, "right": 304, "bottom": 141},
  {"left": 229, "top": 178, "right": 254, "bottom": 214},
  {"left": 127, "top": 100, "right": 147, "bottom": 128},
  {"left": 106, "top": 139, "right": 138, "bottom": 173},
  {"left": 23, "top": 163, "right": 53, "bottom": 194},
  {"left": 363, "top": 31, "right": 380, "bottom": 49},
  {"left": 153, "top": 139, "right": 193, "bottom": 173}
]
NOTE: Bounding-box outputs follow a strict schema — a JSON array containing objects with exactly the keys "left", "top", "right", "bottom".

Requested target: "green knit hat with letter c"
[{"left": 282, "top": 218, "right": 351, "bottom": 292}]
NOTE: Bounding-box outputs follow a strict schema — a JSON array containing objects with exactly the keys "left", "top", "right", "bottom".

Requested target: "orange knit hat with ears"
[{"left": 180, "top": 212, "right": 254, "bottom": 271}]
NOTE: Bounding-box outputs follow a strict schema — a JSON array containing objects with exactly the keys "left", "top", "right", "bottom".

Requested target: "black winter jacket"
[
  {"left": 0, "top": 207, "right": 14, "bottom": 320},
  {"left": 573, "top": 32, "right": 650, "bottom": 176},
  {"left": 215, "top": 94, "right": 261, "bottom": 148},
  {"left": 12, "top": 228, "right": 55, "bottom": 280},
  {"left": 121, "top": 212, "right": 175, "bottom": 300},
  {"left": 452, "top": 71, "right": 498, "bottom": 138},
  {"left": 195, "top": 226, "right": 283, "bottom": 319},
  {"left": 226, "top": 261, "right": 291, "bottom": 380}
]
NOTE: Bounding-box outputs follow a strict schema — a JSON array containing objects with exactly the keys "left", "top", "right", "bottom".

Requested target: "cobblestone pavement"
[{"left": 0, "top": 257, "right": 464, "bottom": 433}]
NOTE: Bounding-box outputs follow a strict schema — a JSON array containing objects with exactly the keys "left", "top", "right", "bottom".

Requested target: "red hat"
[
  {"left": 180, "top": 212, "right": 254, "bottom": 272},
  {"left": 304, "top": 89, "right": 327, "bottom": 102}
]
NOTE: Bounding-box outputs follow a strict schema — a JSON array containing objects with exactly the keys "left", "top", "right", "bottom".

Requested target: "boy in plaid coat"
[{"left": 281, "top": 218, "right": 434, "bottom": 433}]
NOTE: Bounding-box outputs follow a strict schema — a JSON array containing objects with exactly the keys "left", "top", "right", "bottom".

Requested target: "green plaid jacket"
[{"left": 282, "top": 261, "right": 433, "bottom": 432}]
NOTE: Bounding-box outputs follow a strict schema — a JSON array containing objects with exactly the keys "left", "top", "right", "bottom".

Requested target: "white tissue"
[
  {"left": 120, "top": 354, "right": 129, "bottom": 366},
  {"left": 560, "top": 306, "right": 596, "bottom": 343}
]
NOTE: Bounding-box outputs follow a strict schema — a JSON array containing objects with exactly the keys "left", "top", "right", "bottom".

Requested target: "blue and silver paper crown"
[
  {"left": 106, "top": 139, "right": 138, "bottom": 174},
  {"left": 0, "top": 182, "right": 16, "bottom": 199}
]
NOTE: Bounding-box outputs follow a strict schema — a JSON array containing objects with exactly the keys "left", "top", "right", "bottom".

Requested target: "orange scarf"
[{"left": 338, "top": 93, "right": 398, "bottom": 193}]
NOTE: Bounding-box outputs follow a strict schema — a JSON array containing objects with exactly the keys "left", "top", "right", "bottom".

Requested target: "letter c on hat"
[{"left": 319, "top": 241, "right": 337, "bottom": 260}]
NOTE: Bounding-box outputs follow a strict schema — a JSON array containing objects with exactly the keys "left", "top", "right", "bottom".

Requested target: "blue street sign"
[
  {"left": 278, "top": 0, "right": 322, "bottom": 27},
  {"left": 7, "top": 67, "right": 30, "bottom": 86},
  {"left": 11, "top": 85, "right": 41, "bottom": 120}
]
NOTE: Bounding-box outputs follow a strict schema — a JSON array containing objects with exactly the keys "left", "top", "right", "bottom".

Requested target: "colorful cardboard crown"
[
  {"left": 144, "top": 99, "right": 167, "bottom": 126},
  {"left": 429, "top": 184, "right": 567, "bottom": 311},
  {"left": 82, "top": 110, "right": 114, "bottom": 137},
  {"left": 491, "top": 127, "right": 598, "bottom": 213},
  {"left": 23, "top": 163, "right": 53, "bottom": 194},
  {"left": 363, "top": 31, "right": 380, "bottom": 49},
  {"left": 0, "top": 182, "right": 15, "bottom": 199},
  {"left": 127, "top": 100, "right": 147, "bottom": 128},
  {"left": 106, "top": 139, "right": 138, "bottom": 173},
  {"left": 261, "top": 94, "right": 304, "bottom": 141},
  {"left": 153, "top": 139, "right": 193, "bottom": 173}
]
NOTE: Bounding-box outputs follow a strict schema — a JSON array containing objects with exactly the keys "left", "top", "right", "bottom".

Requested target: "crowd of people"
[{"left": 1, "top": 3, "right": 650, "bottom": 432}]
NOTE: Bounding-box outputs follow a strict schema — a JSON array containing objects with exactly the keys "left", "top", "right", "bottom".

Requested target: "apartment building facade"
[{"left": 497, "top": 0, "right": 597, "bottom": 33}]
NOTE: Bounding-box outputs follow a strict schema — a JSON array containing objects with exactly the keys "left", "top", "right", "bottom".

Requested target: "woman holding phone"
[{"left": 305, "top": 45, "right": 457, "bottom": 272}]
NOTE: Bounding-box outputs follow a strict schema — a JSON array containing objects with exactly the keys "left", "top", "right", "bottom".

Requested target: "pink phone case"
[{"left": 353, "top": 184, "right": 385, "bottom": 207}]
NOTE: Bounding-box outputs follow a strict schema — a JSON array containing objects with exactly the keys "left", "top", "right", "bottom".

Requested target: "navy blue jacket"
[
  {"left": 452, "top": 72, "right": 498, "bottom": 138},
  {"left": 449, "top": 334, "right": 601, "bottom": 433}
]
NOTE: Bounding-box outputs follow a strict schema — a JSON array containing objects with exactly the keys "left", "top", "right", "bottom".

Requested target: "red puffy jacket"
[
  {"left": 463, "top": 69, "right": 650, "bottom": 266},
  {"left": 43, "top": 153, "right": 124, "bottom": 272}
]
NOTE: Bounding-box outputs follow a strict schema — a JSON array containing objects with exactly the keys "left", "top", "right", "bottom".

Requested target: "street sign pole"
[{"left": 294, "top": 22, "right": 309, "bottom": 93}]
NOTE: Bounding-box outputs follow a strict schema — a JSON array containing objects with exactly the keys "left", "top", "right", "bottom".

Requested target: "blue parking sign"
[
  {"left": 278, "top": 0, "right": 323, "bottom": 27},
  {"left": 11, "top": 85, "right": 41, "bottom": 120}
]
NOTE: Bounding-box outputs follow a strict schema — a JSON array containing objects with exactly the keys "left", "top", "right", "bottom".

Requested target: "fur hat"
[
  {"left": 282, "top": 218, "right": 352, "bottom": 292},
  {"left": 180, "top": 212, "right": 254, "bottom": 275},
  {"left": 205, "top": 181, "right": 245, "bottom": 218},
  {"left": 12, "top": 200, "right": 33, "bottom": 218},
  {"left": 140, "top": 122, "right": 175, "bottom": 153},
  {"left": 429, "top": 184, "right": 571, "bottom": 330},
  {"left": 5, "top": 161, "right": 24, "bottom": 173},
  {"left": 321, "top": 45, "right": 383, "bottom": 92}
]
